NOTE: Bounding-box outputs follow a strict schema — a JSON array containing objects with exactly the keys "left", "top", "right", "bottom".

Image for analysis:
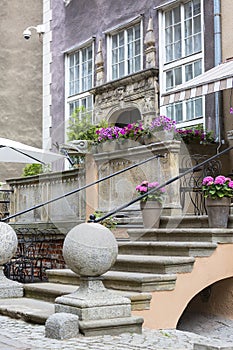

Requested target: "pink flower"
[
  {"left": 214, "top": 175, "right": 227, "bottom": 185},
  {"left": 148, "top": 182, "right": 159, "bottom": 188},
  {"left": 228, "top": 181, "right": 233, "bottom": 189},
  {"left": 202, "top": 176, "right": 214, "bottom": 185}
]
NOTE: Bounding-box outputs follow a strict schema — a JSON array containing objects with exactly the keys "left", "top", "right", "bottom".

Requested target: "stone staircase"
[{"left": 0, "top": 215, "right": 233, "bottom": 327}]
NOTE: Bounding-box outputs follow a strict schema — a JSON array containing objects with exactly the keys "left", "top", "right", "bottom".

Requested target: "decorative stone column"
[
  {"left": 144, "top": 17, "right": 156, "bottom": 69},
  {"left": 0, "top": 222, "right": 23, "bottom": 297},
  {"left": 95, "top": 39, "right": 104, "bottom": 86},
  {"left": 54, "top": 222, "right": 143, "bottom": 336}
]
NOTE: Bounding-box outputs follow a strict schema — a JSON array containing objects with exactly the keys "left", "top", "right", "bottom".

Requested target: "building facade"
[
  {"left": 0, "top": 0, "right": 43, "bottom": 181},
  {"left": 44, "top": 0, "right": 229, "bottom": 159},
  {"left": 43, "top": 0, "right": 232, "bottom": 174}
]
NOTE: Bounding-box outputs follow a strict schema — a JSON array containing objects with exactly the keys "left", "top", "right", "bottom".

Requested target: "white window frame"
[
  {"left": 106, "top": 18, "right": 143, "bottom": 81},
  {"left": 64, "top": 41, "right": 95, "bottom": 142},
  {"left": 159, "top": 0, "right": 205, "bottom": 127}
]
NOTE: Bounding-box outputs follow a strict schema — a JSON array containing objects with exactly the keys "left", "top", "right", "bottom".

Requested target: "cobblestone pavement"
[{"left": 0, "top": 313, "right": 233, "bottom": 349}]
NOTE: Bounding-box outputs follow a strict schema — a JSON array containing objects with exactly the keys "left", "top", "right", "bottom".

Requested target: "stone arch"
[
  {"left": 177, "top": 275, "right": 233, "bottom": 328},
  {"left": 132, "top": 244, "right": 233, "bottom": 329},
  {"left": 108, "top": 106, "right": 142, "bottom": 126}
]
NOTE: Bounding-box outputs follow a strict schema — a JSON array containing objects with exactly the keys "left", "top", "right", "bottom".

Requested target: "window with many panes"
[
  {"left": 66, "top": 43, "right": 94, "bottom": 126},
  {"left": 108, "top": 22, "right": 142, "bottom": 80},
  {"left": 160, "top": 0, "right": 204, "bottom": 126}
]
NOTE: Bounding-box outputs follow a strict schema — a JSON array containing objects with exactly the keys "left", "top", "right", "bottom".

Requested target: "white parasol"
[{"left": 0, "top": 138, "right": 64, "bottom": 164}]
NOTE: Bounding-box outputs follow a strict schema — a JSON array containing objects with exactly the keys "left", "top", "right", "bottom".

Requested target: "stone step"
[
  {"left": 127, "top": 228, "right": 233, "bottom": 243},
  {"left": 113, "top": 255, "right": 195, "bottom": 274},
  {"left": 0, "top": 297, "right": 54, "bottom": 324},
  {"left": 24, "top": 282, "right": 152, "bottom": 310},
  {"left": 46, "top": 269, "right": 177, "bottom": 292},
  {"left": 118, "top": 241, "right": 217, "bottom": 257}
]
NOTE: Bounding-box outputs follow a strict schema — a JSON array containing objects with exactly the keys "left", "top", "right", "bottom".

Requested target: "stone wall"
[
  {"left": 93, "top": 140, "right": 182, "bottom": 217},
  {"left": 6, "top": 167, "right": 86, "bottom": 225}
]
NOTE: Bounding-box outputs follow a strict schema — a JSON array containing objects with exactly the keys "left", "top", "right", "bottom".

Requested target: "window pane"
[
  {"left": 185, "top": 37, "right": 192, "bottom": 55},
  {"left": 166, "top": 45, "right": 172, "bottom": 61},
  {"left": 185, "top": 63, "right": 193, "bottom": 81},
  {"left": 112, "top": 35, "right": 118, "bottom": 48},
  {"left": 135, "top": 56, "right": 140, "bottom": 71},
  {"left": 174, "top": 42, "right": 181, "bottom": 59},
  {"left": 195, "top": 98, "right": 202, "bottom": 117},
  {"left": 119, "top": 47, "right": 124, "bottom": 61},
  {"left": 135, "top": 24, "right": 140, "bottom": 39},
  {"left": 127, "top": 27, "right": 133, "bottom": 42},
  {"left": 185, "top": 19, "right": 192, "bottom": 37},
  {"left": 185, "top": 2, "right": 192, "bottom": 19},
  {"left": 193, "top": 0, "right": 201, "bottom": 15},
  {"left": 112, "top": 49, "right": 118, "bottom": 64},
  {"left": 194, "top": 16, "right": 201, "bottom": 34},
  {"left": 119, "top": 31, "right": 124, "bottom": 46},
  {"left": 175, "top": 103, "right": 183, "bottom": 122},
  {"left": 175, "top": 67, "right": 182, "bottom": 85},
  {"left": 165, "top": 11, "right": 172, "bottom": 26},
  {"left": 173, "top": 6, "right": 181, "bottom": 23},
  {"left": 112, "top": 65, "right": 117, "bottom": 80},
  {"left": 166, "top": 71, "right": 173, "bottom": 90},
  {"left": 135, "top": 40, "right": 140, "bottom": 55},
  {"left": 128, "top": 58, "right": 133, "bottom": 74},
  {"left": 194, "top": 60, "right": 202, "bottom": 76},
  {"left": 128, "top": 42, "right": 133, "bottom": 58},
  {"left": 119, "top": 62, "right": 124, "bottom": 77},
  {"left": 194, "top": 33, "right": 202, "bottom": 52},
  {"left": 174, "top": 24, "right": 181, "bottom": 41},
  {"left": 186, "top": 100, "right": 194, "bottom": 120},
  {"left": 165, "top": 27, "right": 173, "bottom": 44}
]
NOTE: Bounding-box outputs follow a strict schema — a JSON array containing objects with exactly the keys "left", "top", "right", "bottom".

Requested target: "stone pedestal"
[
  {"left": 55, "top": 277, "right": 143, "bottom": 336},
  {"left": 53, "top": 222, "right": 143, "bottom": 336},
  {"left": 0, "top": 222, "right": 23, "bottom": 297}
]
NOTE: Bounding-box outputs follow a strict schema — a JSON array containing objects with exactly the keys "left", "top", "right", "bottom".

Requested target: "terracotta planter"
[
  {"left": 205, "top": 197, "right": 231, "bottom": 228},
  {"left": 140, "top": 200, "right": 162, "bottom": 229}
]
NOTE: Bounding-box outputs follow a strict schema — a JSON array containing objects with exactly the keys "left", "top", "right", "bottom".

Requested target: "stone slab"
[
  {"left": 0, "top": 297, "right": 54, "bottom": 324},
  {"left": 194, "top": 342, "right": 233, "bottom": 350},
  {"left": 45, "top": 312, "right": 79, "bottom": 339},
  {"left": 78, "top": 315, "right": 144, "bottom": 336}
]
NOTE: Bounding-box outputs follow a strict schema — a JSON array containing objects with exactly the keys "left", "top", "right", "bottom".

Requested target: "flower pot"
[
  {"left": 205, "top": 197, "right": 231, "bottom": 228},
  {"left": 140, "top": 200, "right": 162, "bottom": 229},
  {"left": 144, "top": 130, "right": 175, "bottom": 145}
]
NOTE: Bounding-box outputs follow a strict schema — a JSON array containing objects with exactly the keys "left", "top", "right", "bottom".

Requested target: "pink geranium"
[
  {"left": 136, "top": 180, "right": 166, "bottom": 203},
  {"left": 202, "top": 175, "right": 233, "bottom": 199}
]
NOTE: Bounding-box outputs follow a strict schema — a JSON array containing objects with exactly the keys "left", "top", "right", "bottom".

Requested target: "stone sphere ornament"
[
  {"left": 0, "top": 222, "right": 18, "bottom": 265},
  {"left": 63, "top": 222, "right": 118, "bottom": 277}
]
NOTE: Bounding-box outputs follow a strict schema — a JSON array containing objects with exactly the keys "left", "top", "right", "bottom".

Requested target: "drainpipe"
[{"left": 213, "top": 0, "right": 222, "bottom": 147}]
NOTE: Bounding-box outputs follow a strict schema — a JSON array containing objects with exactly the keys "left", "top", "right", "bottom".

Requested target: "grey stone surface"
[
  {"left": 45, "top": 312, "right": 79, "bottom": 339},
  {"left": 0, "top": 223, "right": 18, "bottom": 265},
  {"left": 0, "top": 313, "right": 233, "bottom": 349},
  {"left": 63, "top": 223, "right": 118, "bottom": 277},
  {"left": 0, "top": 223, "right": 23, "bottom": 298},
  {"left": 55, "top": 277, "right": 143, "bottom": 335},
  {"left": 194, "top": 344, "right": 233, "bottom": 350}
]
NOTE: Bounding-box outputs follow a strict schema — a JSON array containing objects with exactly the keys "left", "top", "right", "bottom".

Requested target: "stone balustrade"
[{"left": 6, "top": 167, "right": 86, "bottom": 224}]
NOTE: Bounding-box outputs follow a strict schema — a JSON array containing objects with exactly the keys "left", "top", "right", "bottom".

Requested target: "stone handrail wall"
[
  {"left": 6, "top": 167, "right": 86, "bottom": 224},
  {"left": 93, "top": 140, "right": 182, "bottom": 217}
]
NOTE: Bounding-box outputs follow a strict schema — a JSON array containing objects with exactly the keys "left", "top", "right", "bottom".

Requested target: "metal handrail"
[
  {"left": 1, "top": 153, "right": 164, "bottom": 222},
  {"left": 91, "top": 145, "right": 233, "bottom": 223}
]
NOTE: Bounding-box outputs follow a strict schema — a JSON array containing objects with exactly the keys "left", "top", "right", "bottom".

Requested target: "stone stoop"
[{"left": 1, "top": 222, "right": 232, "bottom": 326}]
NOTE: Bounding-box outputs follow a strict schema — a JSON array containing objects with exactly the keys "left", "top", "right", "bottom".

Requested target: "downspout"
[{"left": 213, "top": 0, "right": 222, "bottom": 148}]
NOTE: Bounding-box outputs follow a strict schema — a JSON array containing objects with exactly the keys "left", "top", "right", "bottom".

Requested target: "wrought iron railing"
[
  {"left": 2, "top": 145, "right": 233, "bottom": 283},
  {"left": 3, "top": 153, "right": 164, "bottom": 283}
]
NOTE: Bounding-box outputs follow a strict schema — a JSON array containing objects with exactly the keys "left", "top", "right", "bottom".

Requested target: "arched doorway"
[{"left": 109, "top": 108, "right": 141, "bottom": 127}]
